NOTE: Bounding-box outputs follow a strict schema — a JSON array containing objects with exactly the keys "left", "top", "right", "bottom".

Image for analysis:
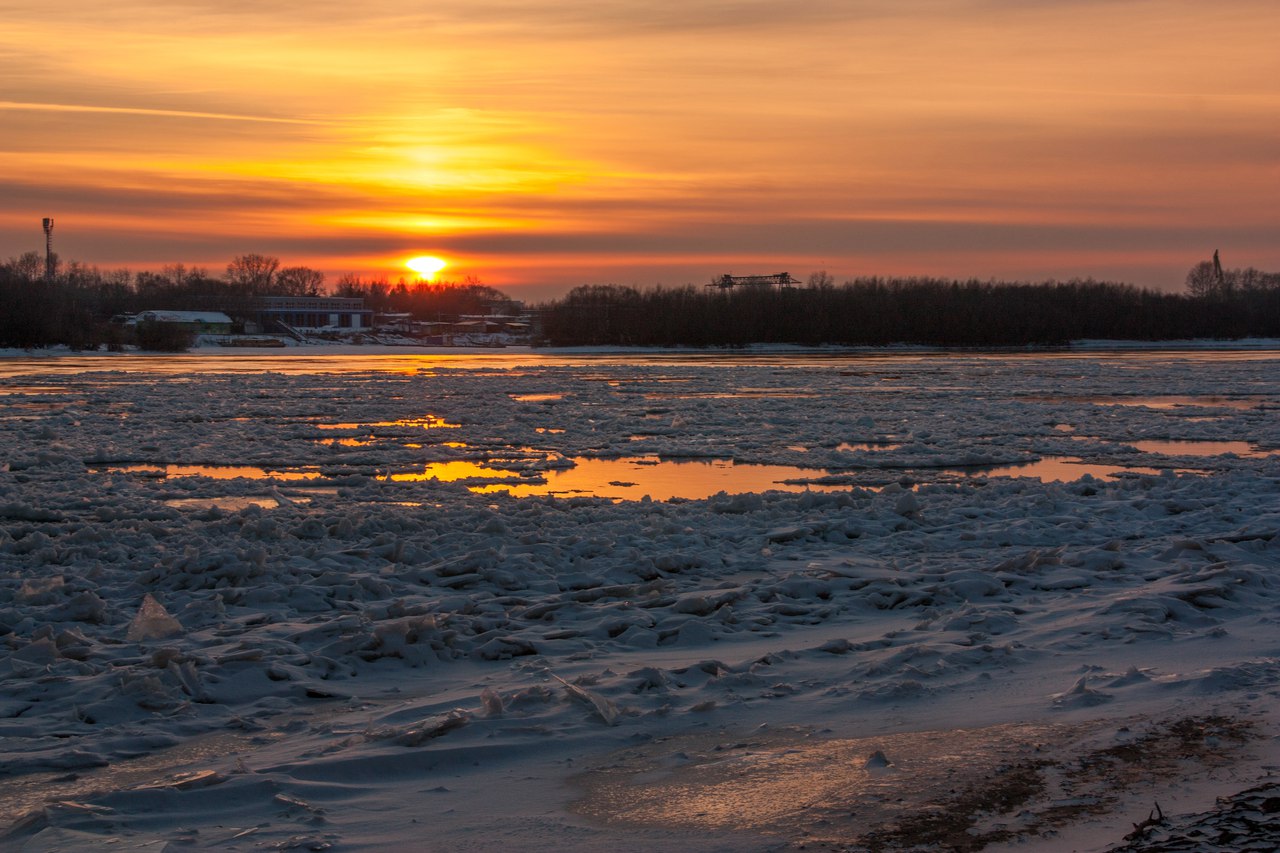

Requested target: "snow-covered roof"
[{"left": 135, "top": 310, "right": 233, "bottom": 325}]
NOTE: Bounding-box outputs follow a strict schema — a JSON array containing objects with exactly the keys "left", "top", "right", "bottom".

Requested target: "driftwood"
[{"left": 1124, "top": 801, "right": 1166, "bottom": 841}]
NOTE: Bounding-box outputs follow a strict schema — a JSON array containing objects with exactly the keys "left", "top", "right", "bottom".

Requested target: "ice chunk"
[
  {"left": 17, "top": 576, "right": 64, "bottom": 605},
  {"left": 552, "top": 673, "right": 620, "bottom": 725},
  {"left": 391, "top": 709, "right": 470, "bottom": 746},
  {"left": 13, "top": 637, "right": 59, "bottom": 665},
  {"left": 765, "top": 525, "right": 812, "bottom": 543},
  {"left": 480, "top": 687, "right": 504, "bottom": 717},
  {"left": 51, "top": 590, "right": 108, "bottom": 623},
  {"left": 126, "top": 594, "right": 183, "bottom": 642},
  {"left": 864, "top": 750, "right": 892, "bottom": 769},
  {"left": 1108, "top": 666, "right": 1152, "bottom": 687},
  {"left": 1053, "top": 675, "right": 1113, "bottom": 708}
]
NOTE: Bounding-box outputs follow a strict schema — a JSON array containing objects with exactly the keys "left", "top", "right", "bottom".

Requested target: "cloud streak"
[{"left": 0, "top": 101, "right": 330, "bottom": 125}]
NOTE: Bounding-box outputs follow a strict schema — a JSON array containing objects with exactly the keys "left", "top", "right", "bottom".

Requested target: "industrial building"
[{"left": 253, "top": 296, "right": 373, "bottom": 333}]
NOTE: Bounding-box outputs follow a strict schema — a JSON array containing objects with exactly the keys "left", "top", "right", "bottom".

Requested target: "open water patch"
[
  {"left": 1129, "top": 439, "right": 1275, "bottom": 458},
  {"left": 959, "top": 456, "right": 1174, "bottom": 482},
  {"left": 787, "top": 455, "right": 1204, "bottom": 488},
  {"left": 86, "top": 453, "right": 1216, "bottom": 501},
  {"left": 387, "top": 456, "right": 848, "bottom": 500}
]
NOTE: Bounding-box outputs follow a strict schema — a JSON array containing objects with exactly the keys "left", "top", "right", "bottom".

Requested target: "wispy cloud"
[{"left": 0, "top": 101, "right": 329, "bottom": 125}]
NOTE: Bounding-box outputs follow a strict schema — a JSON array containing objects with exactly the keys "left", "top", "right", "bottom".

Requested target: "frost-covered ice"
[{"left": 1, "top": 350, "right": 1279, "bottom": 851}]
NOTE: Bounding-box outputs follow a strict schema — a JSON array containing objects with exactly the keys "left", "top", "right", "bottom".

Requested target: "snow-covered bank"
[{"left": 2, "top": 353, "right": 1278, "bottom": 851}]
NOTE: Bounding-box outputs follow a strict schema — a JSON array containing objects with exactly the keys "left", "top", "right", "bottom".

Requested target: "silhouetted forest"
[
  {"left": 4, "top": 249, "right": 1280, "bottom": 350},
  {"left": 537, "top": 274, "right": 1280, "bottom": 348},
  {"left": 333, "top": 276, "right": 519, "bottom": 319},
  {"left": 0, "top": 252, "right": 515, "bottom": 349}
]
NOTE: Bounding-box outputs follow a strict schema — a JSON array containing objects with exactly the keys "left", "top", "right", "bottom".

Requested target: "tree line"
[
  {"left": 537, "top": 265, "right": 1280, "bottom": 348},
  {"left": 332, "top": 275, "right": 519, "bottom": 320},
  {"left": 4, "top": 248, "right": 1279, "bottom": 350},
  {"left": 0, "top": 252, "right": 330, "bottom": 349},
  {"left": 0, "top": 252, "right": 515, "bottom": 349}
]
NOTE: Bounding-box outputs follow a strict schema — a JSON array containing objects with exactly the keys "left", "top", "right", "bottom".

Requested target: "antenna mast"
[{"left": 42, "top": 218, "right": 55, "bottom": 281}]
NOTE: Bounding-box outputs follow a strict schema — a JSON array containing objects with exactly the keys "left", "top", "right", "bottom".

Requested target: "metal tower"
[{"left": 42, "top": 218, "right": 55, "bottom": 281}]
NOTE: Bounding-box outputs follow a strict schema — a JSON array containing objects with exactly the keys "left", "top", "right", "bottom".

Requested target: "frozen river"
[
  {"left": 2, "top": 347, "right": 1279, "bottom": 850},
  {"left": 3, "top": 347, "right": 1277, "bottom": 501}
]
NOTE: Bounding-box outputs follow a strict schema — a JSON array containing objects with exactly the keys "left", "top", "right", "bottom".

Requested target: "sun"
[{"left": 406, "top": 255, "right": 448, "bottom": 280}]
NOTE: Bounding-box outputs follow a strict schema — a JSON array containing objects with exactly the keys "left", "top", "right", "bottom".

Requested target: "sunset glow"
[
  {"left": 3, "top": 1, "right": 1279, "bottom": 297},
  {"left": 406, "top": 256, "right": 448, "bottom": 280}
]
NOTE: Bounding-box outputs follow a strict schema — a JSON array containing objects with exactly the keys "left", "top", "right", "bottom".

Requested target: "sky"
[{"left": 2, "top": 0, "right": 1278, "bottom": 300}]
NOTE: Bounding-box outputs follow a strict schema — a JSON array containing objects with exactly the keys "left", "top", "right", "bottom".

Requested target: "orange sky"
[{"left": 2, "top": 1, "right": 1278, "bottom": 299}]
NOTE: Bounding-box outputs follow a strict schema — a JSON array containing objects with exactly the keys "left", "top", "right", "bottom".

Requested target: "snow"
[
  {"left": 1, "top": 348, "right": 1278, "bottom": 851},
  {"left": 132, "top": 311, "right": 234, "bottom": 326}
]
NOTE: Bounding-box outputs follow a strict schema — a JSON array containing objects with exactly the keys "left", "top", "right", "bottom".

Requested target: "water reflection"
[
  {"left": 389, "top": 460, "right": 525, "bottom": 484},
  {"left": 394, "top": 456, "right": 848, "bottom": 500},
  {"left": 964, "top": 456, "right": 1169, "bottom": 482},
  {"left": 497, "top": 457, "right": 852, "bottom": 500},
  {"left": 1130, "top": 439, "right": 1274, "bottom": 458},
  {"left": 91, "top": 453, "right": 1217, "bottom": 499}
]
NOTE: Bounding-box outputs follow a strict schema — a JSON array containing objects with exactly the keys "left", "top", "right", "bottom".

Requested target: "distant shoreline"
[{"left": 5, "top": 337, "right": 1280, "bottom": 361}]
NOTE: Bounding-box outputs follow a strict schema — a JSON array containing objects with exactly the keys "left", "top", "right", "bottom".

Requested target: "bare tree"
[
  {"left": 807, "top": 270, "right": 836, "bottom": 289},
  {"left": 1185, "top": 260, "right": 1220, "bottom": 298},
  {"left": 275, "top": 266, "right": 325, "bottom": 296},
  {"left": 2, "top": 252, "right": 44, "bottom": 282},
  {"left": 159, "top": 263, "right": 209, "bottom": 288},
  {"left": 225, "top": 254, "right": 279, "bottom": 292}
]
